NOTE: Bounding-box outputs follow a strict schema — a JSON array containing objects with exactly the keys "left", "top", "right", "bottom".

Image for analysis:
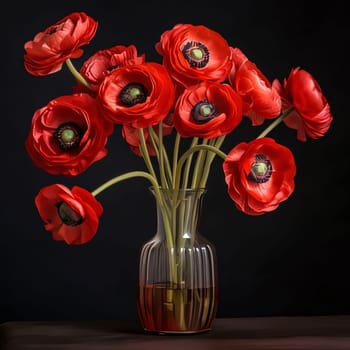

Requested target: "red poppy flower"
[
  {"left": 35, "top": 184, "right": 103, "bottom": 245},
  {"left": 122, "top": 114, "right": 174, "bottom": 156},
  {"left": 155, "top": 23, "right": 233, "bottom": 88},
  {"left": 24, "top": 12, "right": 98, "bottom": 76},
  {"left": 223, "top": 137, "right": 296, "bottom": 215},
  {"left": 229, "top": 47, "right": 248, "bottom": 68},
  {"left": 97, "top": 62, "right": 176, "bottom": 128},
  {"left": 74, "top": 44, "right": 146, "bottom": 95},
  {"left": 25, "top": 93, "right": 114, "bottom": 177},
  {"left": 173, "top": 81, "right": 243, "bottom": 139},
  {"left": 272, "top": 67, "right": 333, "bottom": 141},
  {"left": 229, "top": 48, "right": 281, "bottom": 125}
]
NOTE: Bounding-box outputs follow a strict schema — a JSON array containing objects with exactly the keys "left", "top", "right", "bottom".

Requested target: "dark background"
[{"left": 2, "top": 1, "right": 349, "bottom": 322}]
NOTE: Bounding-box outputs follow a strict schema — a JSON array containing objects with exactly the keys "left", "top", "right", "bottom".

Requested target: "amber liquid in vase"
[{"left": 137, "top": 283, "right": 218, "bottom": 334}]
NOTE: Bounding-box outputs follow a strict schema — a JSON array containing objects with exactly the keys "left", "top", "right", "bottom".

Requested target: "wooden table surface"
[{"left": 1, "top": 315, "right": 350, "bottom": 349}]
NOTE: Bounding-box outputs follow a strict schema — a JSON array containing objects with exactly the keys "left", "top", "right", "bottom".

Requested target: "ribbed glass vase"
[{"left": 137, "top": 187, "right": 218, "bottom": 334}]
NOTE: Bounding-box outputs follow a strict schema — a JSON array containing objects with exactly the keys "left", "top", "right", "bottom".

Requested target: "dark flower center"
[
  {"left": 182, "top": 41, "right": 210, "bottom": 68},
  {"left": 106, "top": 65, "right": 118, "bottom": 72},
  {"left": 48, "top": 23, "right": 64, "bottom": 35},
  {"left": 57, "top": 202, "right": 83, "bottom": 226},
  {"left": 119, "top": 83, "right": 148, "bottom": 106},
  {"left": 248, "top": 154, "right": 272, "bottom": 183},
  {"left": 192, "top": 100, "right": 219, "bottom": 123},
  {"left": 54, "top": 122, "right": 83, "bottom": 151}
]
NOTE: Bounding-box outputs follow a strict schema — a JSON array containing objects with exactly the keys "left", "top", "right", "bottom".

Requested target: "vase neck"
[{"left": 150, "top": 187, "right": 206, "bottom": 240}]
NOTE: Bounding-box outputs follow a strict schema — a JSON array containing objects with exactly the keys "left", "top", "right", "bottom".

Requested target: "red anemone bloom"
[
  {"left": 35, "top": 184, "right": 103, "bottom": 245},
  {"left": 273, "top": 67, "right": 333, "bottom": 141},
  {"left": 223, "top": 137, "right": 296, "bottom": 215},
  {"left": 229, "top": 47, "right": 281, "bottom": 125},
  {"left": 173, "top": 81, "right": 243, "bottom": 139},
  {"left": 74, "top": 44, "right": 146, "bottom": 95},
  {"left": 24, "top": 12, "right": 98, "bottom": 76},
  {"left": 25, "top": 93, "right": 114, "bottom": 177},
  {"left": 97, "top": 62, "right": 176, "bottom": 128},
  {"left": 155, "top": 23, "right": 233, "bottom": 88}
]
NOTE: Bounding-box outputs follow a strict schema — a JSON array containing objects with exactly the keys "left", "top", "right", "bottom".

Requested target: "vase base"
[{"left": 143, "top": 328, "right": 212, "bottom": 335}]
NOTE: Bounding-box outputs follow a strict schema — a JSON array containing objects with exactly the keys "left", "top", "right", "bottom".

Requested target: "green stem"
[
  {"left": 138, "top": 128, "right": 158, "bottom": 181},
  {"left": 181, "top": 137, "right": 198, "bottom": 189},
  {"left": 256, "top": 106, "right": 295, "bottom": 138},
  {"left": 191, "top": 138, "right": 208, "bottom": 188},
  {"left": 92, "top": 170, "right": 174, "bottom": 253},
  {"left": 65, "top": 59, "right": 91, "bottom": 89},
  {"left": 148, "top": 127, "right": 173, "bottom": 185},
  {"left": 172, "top": 133, "right": 181, "bottom": 188},
  {"left": 174, "top": 144, "right": 227, "bottom": 191},
  {"left": 157, "top": 121, "right": 167, "bottom": 188},
  {"left": 91, "top": 171, "right": 158, "bottom": 197},
  {"left": 199, "top": 136, "right": 226, "bottom": 189}
]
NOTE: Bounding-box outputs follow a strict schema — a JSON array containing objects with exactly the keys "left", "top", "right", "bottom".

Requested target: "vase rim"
[{"left": 149, "top": 186, "right": 207, "bottom": 194}]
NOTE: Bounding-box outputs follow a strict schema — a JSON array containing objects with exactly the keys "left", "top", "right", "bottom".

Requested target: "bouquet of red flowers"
[{"left": 23, "top": 11, "right": 333, "bottom": 245}]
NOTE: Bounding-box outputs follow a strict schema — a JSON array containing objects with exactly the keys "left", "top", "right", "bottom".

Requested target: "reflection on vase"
[{"left": 137, "top": 187, "right": 218, "bottom": 334}]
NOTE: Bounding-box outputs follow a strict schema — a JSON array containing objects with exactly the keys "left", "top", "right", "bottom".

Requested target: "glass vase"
[{"left": 137, "top": 187, "right": 218, "bottom": 334}]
